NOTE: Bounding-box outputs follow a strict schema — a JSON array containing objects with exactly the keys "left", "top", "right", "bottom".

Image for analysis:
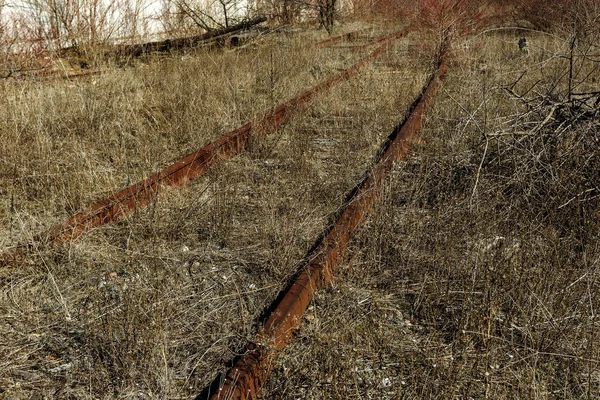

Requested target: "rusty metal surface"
[
  {"left": 0, "top": 30, "right": 406, "bottom": 268},
  {"left": 206, "top": 52, "right": 448, "bottom": 400}
]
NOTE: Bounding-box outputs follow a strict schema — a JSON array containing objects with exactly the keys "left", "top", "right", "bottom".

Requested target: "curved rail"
[
  {"left": 0, "top": 30, "right": 407, "bottom": 268},
  {"left": 202, "top": 50, "right": 449, "bottom": 400}
]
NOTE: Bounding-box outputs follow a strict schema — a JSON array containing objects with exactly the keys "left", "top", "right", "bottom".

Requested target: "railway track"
[
  {"left": 0, "top": 21, "right": 450, "bottom": 397},
  {"left": 199, "top": 47, "right": 448, "bottom": 400},
  {"left": 3, "top": 18, "right": 593, "bottom": 398},
  {"left": 0, "top": 29, "right": 408, "bottom": 268}
]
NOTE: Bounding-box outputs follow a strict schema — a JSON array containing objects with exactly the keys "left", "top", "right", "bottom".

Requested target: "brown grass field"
[{"left": 1, "top": 9, "right": 599, "bottom": 400}]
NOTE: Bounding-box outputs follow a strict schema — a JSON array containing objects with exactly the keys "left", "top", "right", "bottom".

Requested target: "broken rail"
[
  {"left": 0, "top": 29, "right": 407, "bottom": 267},
  {"left": 200, "top": 50, "right": 448, "bottom": 400}
]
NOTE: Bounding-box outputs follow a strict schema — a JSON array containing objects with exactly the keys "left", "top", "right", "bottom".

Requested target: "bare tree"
[
  {"left": 253, "top": 0, "right": 302, "bottom": 24},
  {"left": 228, "top": 0, "right": 339, "bottom": 31},
  {"left": 298, "top": 0, "right": 339, "bottom": 33},
  {"left": 14, "top": 0, "right": 126, "bottom": 48},
  {"left": 317, "top": 0, "right": 336, "bottom": 33},
  {"left": 118, "top": 0, "right": 149, "bottom": 41},
  {"left": 0, "top": 5, "right": 51, "bottom": 77},
  {"left": 162, "top": 0, "right": 246, "bottom": 32},
  {"left": 217, "top": 0, "right": 236, "bottom": 27}
]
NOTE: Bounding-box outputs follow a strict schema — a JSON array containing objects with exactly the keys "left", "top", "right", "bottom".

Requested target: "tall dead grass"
[
  {"left": 0, "top": 22, "right": 426, "bottom": 398},
  {"left": 262, "top": 27, "right": 600, "bottom": 399},
  {"left": 0, "top": 22, "right": 374, "bottom": 250}
]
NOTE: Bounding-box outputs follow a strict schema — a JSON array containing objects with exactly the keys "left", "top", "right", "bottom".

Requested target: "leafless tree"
[
  {"left": 0, "top": 7, "right": 50, "bottom": 78},
  {"left": 14, "top": 0, "right": 126, "bottom": 48},
  {"left": 162, "top": 0, "right": 246, "bottom": 32},
  {"left": 295, "top": 0, "right": 338, "bottom": 33},
  {"left": 316, "top": 0, "right": 336, "bottom": 33},
  {"left": 259, "top": 0, "right": 337, "bottom": 31},
  {"left": 253, "top": 0, "right": 302, "bottom": 24}
]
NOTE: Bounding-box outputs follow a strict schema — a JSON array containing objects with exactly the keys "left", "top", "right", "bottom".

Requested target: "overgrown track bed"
[
  {"left": 261, "top": 30, "right": 600, "bottom": 399},
  {"left": 0, "top": 22, "right": 391, "bottom": 253},
  {"left": 0, "top": 28, "right": 433, "bottom": 398},
  {"left": 0, "top": 30, "right": 405, "bottom": 268},
  {"left": 204, "top": 47, "right": 448, "bottom": 400}
]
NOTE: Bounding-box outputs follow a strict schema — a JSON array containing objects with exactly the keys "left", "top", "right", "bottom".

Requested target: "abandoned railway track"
[
  {"left": 0, "top": 29, "right": 408, "bottom": 268},
  {"left": 3, "top": 11, "right": 595, "bottom": 397},
  {"left": 199, "top": 47, "right": 448, "bottom": 400},
  {"left": 0, "top": 23, "right": 450, "bottom": 399}
]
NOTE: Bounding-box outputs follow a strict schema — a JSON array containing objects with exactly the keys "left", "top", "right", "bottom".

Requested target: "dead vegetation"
[
  {"left": 262, "top": 23, "right": 600, "bottom": 400},
  {"left": 0, "top": 22, "right": 431, "bottom": 398},
  {"left": 1, "top": 2, "right": 599, "bottom": 398},
  {"left": 0, "top": 21, "right": 380, "bottom": 249}
]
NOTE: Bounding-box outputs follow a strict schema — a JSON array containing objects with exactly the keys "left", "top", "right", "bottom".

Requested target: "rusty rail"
[
  {"left": 0, "top": 30, "right": 407, "bottom": 268},
  {"left": 4, "top": 66, "right": 108, "bottom": 82},
  {"left": 202, "top": 51, "right": 448, "bottom": 400}
]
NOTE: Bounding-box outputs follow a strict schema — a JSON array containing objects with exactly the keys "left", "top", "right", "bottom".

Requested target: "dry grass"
[
  {"left": 0, "top": 21, "right": 378, "bottom": 248},
  {"left": 0, "top": 22, "right": 430, "bottom": 398},
  {"left": 263, "top": 29, "right": 600, "bottom": 399},
  {"left": 1, "top": 17, "right": 598, "bottom": 399}
]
